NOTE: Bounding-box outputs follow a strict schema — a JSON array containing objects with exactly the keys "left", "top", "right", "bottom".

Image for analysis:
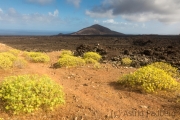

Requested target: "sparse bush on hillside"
[
  {"left": 57, "top": 55, "right": 85, "bottom": 67},
  {"left": 0, "top": 52, "right": 28, "bottom": 69},
  {"left": 8, "top": 49, "right": 21, "bottom": 56},
  {"left": 25, "top": 52, "right": 50, "bottom": 63},
  {"left": 121, "top": 57, "right": 132, "bottom": 66},
  {"left": 56, "top": 51, "right": 102, "bottom": 68},
  {"left": 0, "top": 74, "right": 65, "bottom": 114},
  {"left": 148, "top": 62, "right": 179, "bottom": 78},
  {"left": 60, "top": 50, "right": 73, "bottom": 57},
  {"left": 84, "top": 58, "right": 98, "bottom": 64},
  {"left": 0, "top": 56, "right": 13, "bottom": 69},
  {"left": 0, "top": 52, "right": 17, "bottom": 61},
  {"left": 83, "top": 52, "right": 102, "bottom": 61},
  {"left": 0, "top": 52, "right": 18, "bottom": 69},
  {"left": 84, "top": 58, "right": 101, "bottom": 68},
  {"left": 118, "top": 65, "right": 179, "bottom": 93},
  {"left": 94, "top": 62, "right": 101, "bottom": 69},
  {"left": 13, "top": 58, "right": 27, "bottom": 69}
]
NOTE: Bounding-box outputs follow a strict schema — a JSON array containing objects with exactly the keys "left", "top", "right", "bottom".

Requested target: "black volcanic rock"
[{"left": 71, "top": 24, "right": 124, "bottom": 35}]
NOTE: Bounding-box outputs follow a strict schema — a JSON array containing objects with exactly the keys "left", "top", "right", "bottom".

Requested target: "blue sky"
[{"left": 0, "top": 0, "right": 180, "bottom": 34}]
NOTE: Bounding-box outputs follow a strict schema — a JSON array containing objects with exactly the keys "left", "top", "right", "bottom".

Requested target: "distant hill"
[
  {"left": 58, "top": 33, "right": 64, "bottom": 35},
  {"left": 69, "top": 24, "right": 124, "bottom": 35}
]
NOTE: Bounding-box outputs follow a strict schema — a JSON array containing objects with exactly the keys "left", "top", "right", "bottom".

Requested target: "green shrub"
[
  {"left": 0, "top": 52, "right": 17, "bottom": 62},
  {"left": 8, "top": 49, "right": 21, "bottom": 55},
  {"left": 83, "top": 52, "right": 102, "bottom": 61},
  {"left": 0, "top": 52, "right": 27, "bottom": 69},
  {"left": 118, "top": 65, "right": 179, "bottom": 93},
  {"left": 0, "top": 56, "right": 13, "bottom": 69},
  {"left": 0, "top": 52, "right": 17, "bottom": 69},
  {"left": 94, "top": 62, "right": 101, "bottom": 69},
  {"left": 0, "top": 75, "right": 65, "bottom": 114},
  {"left": 60, "top": 50, "right": 73, "bottom": 57},
  {"left": 57, "top": 55, "right": 85, "bottom": 67},
  {"left": 84, "top": 58, "right": 98, "bottom": 64},
  {"left": 149, "top": 62, "right": 179, "bottom": 78},
  {"left": 25, "top": 52, "right": 50, "bottom": 63},
  {"left": 121, "top": 57, "right": 132, "bottom": 66}
]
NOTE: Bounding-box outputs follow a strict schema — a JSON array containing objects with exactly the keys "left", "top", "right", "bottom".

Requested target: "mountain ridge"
[{"left": 58, "top": 24, "right": 124, "bottom": 35}]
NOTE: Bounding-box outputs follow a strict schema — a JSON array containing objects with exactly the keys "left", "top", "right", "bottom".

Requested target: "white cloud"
[
  {"left": 0, "top": 8, "right": 61, "bottom": 24},
  {"left": 94, "top": 19, "right": 99, "bottom": 23},
  {"left": 27, "top": 0, "right": 54, "bottom": 5},
  {"left": 8, "top": 8, "right": 17, "bottom": 15},
  {"left": 0, "top": 8, "right": 2, "bottom": 20},
  {"left": 86, "top": 9, "right": 114, "bottom": 18},
  {"left": 0, "top": 8, "right": 3, "bottom": 14},
  {"left": 121, "top": 12, "right": 180, "bottom": 23},
  {"left": 103, "top": 19, "right": 118, "bottom": 24},
  {"left": 48, "top": 9, "right": 59, "bottom": 17},
  {"left": 94, "top": 19, "right": 140, "bottom": 30},
  {"left": 87, "top": 0, "right": 180, "bottom": 23},
  {"left": 67, "top": 0, "right": 81, "bottom": 8}
]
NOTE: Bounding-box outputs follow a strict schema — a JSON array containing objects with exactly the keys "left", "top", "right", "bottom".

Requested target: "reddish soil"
[{"left": 0, "top": 36, "right": 180, "bottom": 120}]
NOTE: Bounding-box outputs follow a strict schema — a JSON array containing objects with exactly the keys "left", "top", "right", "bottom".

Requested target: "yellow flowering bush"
[
  {"left": 121, "top": 57, "right": 132, "bottom": 66},
  {"left": 0, "top": 52, "right": 28, "bottom": 69},
  {"left": 25, "top": 52, "right": 50, "bottom": 63},
  {"left": 57, "top": 55, "right": 85, "bottom": 67},
  {"left": 0, "top": 52, "right": 18, "bottom": 69},
  {"left": 8, "top": 49, "right": 21, "bottom": 55},
  {"left": 84, "top": 58, "right": 98, "bottom": 64},
  {"left": 0, "top": 56, "right": 13, "bottom": 69},
  {"left": 0, "top": 52, "right": 17, "bottom": 61},
  {"left": 56, "top": 51, "right": 102, "bottom": 68},
  {"left": 148, "top": 62, "right": 179, "bottom": 78},
  {"left": 0, "top": 75, "right": 65, "bottom": 114},
  {"left": 118, "top": 65, "right": 179, "bottom": 93},
  {"left": 83, "top": 52, "right": 102, "bottom": 61},
  {"left": 60, "top": 50, "right": 73, "bottom": 57}
]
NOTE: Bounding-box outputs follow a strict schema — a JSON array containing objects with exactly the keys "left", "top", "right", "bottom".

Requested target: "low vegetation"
[
  {"left": 56, "top": 51, "right": 102, "bottom": 68},
  {"left": 13, "top": 58, "right": 27, "bottom": 69},
  {"left": 0, "top": 52, "right": 17, "bottom": 61},
  {"left": 60, "top": 50, "right": 74, "bottom": 57},
  {"left": 8, "top": 49, "right": 21, "bottom": 56},
  {"left": 121, "top": 57, "right": 132, "bottom": 66},
  {"left": 84, "top": 58, "right": 98, "bottom": 64},
  {"left": 118, "top": 62, "right": 179, "bottom": 93},
  {"left": 83, "top": 52, "right": 101, "bottom": 61},
  {"left": 57, "top": 55, "right": 85, "bottom": 67},
  {"left": 0, "top": 74, "right": 65, "bottom": 114},
  {"left": 0, "top": 55, "right": 13, "bottom": 69},
  {"left": 0, "top": 52, "right": 17, "bottom": 69},
  {"left": 148, "top": 62, "right": 180, "bottom": 78},
  {"left": 24, "top": 52, "right": 50, "bottom": 63},
  {"left": 0, "top": 51, "right": 28, "bottom": 69}
]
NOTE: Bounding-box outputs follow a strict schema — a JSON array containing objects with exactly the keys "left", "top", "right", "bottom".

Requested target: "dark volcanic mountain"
[{"left": 71, "top": 24, "right": 124, "bottom": 35}]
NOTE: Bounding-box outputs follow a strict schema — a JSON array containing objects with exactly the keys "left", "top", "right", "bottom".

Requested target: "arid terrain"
[
  {"left": 0, "top": 35, "right": 180, "bottom": 120},
  {"left": 0, "top": 35, "right": 180, "bottom": 69}
]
